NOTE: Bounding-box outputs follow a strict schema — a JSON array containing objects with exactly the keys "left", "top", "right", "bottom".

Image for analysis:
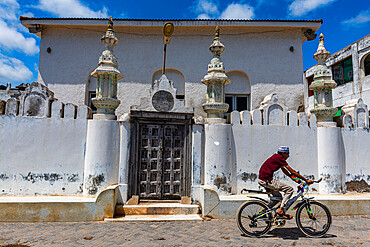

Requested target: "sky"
[{"left": 0, "top": 0, "right": 369, "bottom": 86}]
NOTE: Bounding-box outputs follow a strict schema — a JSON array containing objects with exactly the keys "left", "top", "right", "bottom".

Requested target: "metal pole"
[{"left": 162, "top": 44, "right": 167, "bottom": 75}]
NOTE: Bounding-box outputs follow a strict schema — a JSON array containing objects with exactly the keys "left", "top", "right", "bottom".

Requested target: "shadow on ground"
[{"left": 241, "top": 227, "right": 337, "bottom": 240}]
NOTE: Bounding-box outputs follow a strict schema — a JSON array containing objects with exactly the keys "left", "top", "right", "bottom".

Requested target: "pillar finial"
[
  {"left": 309, "top": 33, "right": 337, "bottom": 126},
  {"left": 215, "top": 26, "right": 220, "bottom": 40},
  {"left": 107, "top": 16, "right": 113, "bottom": 31},
  {"left": 91, "top": 16, "right": 123, "bottom": 120},
  {"left": 201, "top": 26, "right": 230, "bottom": 123}
]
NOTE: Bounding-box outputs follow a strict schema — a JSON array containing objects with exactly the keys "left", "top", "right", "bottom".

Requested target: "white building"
[
  {"left": 1, "top": 17, "right": 369, "bottom": 222},
  {"left": 20, "top": 17, "right": 322, "bottom": 116}
]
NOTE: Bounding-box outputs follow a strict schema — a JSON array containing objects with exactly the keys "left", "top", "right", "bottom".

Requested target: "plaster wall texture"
[
  {"left": 38, "top": 26, "right": 305, "bottom": 115},
  {"left": 231, "top": 124, "right": 318, "bottom": 193},
  {"left": 341, "top": 128, "right": 370, "bottom": 185},
  {"left": 317, "top": 127, "right": 345, "bottom": 194},
  {"left": 0, "top": 116, "right": 87, "bottom": 196},
  {"left": 203, "top": 104, "right": 319, "bottom": 195},
  {"left": 117, "top": 119, "right": 130, "bottom": 204},
  {"left": 204, "top": 124, "right": 232, "bottom": 195},
  {"left": 83, "top": 120, "right": 120, "bottom": 197}
]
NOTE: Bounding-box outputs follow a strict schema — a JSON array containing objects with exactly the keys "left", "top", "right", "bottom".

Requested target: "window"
[
  {"left": 365, "top": 55, "right": 370, "bottom": 76},
  {"left": 225, "top": 94, "right": 250, "bottom": 113},
  {"left": 332, "top": 57, "right": 353, "bottom": 86},
  {"left": 225, "top": 70, "right": 251, "bottom": 114},
  {"left": 88, "top": 91, "right": 97, "bottom": 112},
  {"left": 307, "top": 75, "right": 314, "bottom": 96}
]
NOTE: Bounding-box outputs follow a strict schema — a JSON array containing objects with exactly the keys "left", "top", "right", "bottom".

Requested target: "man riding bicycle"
[{"left": 258, "top": 146, "right": 313, "bottom": 219}]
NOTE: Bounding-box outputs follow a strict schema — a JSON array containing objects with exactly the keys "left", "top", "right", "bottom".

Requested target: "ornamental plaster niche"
[
  {"left": 131, "top": 74, "right": 193, "bottom": 113},
  {"left": 342, "top": 98, "right": 369, "bottom": 128},
  {"left": 18, "top": 82, "right": 54, "bottom": 118},
  {"left": 259, "top": 93, "right": 288, "bottom": 125}
]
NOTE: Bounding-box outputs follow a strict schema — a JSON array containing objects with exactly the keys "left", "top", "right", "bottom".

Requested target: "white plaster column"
[
  {"left": 351, "top": 43, "right": 360, "bottom": 98},
  {"left": 83, "top": 120, "right": 120, "bottom": 196},
  {"left": 191, "top": 118, "right": 204, "bottom": 202},
  {"left": 117, "top": 114, "right": 130, "bottom": 204},
  {"left": 311, "top": 34, "right": 345, "bottom": 194},
  {"left": 317, "top": 127, "right": 345, "bottom": 193},
  {"left": 204, "top": 124, "right": 232, "bottom": 195}
]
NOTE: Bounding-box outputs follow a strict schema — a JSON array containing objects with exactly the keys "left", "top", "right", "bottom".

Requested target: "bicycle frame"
[{"left": 252, "top": 183, "right": 313, "bottom": 220}]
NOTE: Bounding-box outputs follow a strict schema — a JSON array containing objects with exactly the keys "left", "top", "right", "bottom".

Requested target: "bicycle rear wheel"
[
  {"left": 236, "top": 201, "right": 272, "bottom": 237},
  {"left": 296, "top": 201, "right": 332, "bottom": 238}
]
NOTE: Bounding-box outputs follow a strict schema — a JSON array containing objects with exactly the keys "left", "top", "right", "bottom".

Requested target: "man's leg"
[
  {"left": 258, "top": 180, "right": 283, "bottom": 208},
  {"left": 269, "top": 180, "right": 294, "bottom": 215}
]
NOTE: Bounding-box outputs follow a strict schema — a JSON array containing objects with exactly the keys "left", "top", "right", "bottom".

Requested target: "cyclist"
[{"left": 258, "top": 146, "right": 313, "bottom": 219}]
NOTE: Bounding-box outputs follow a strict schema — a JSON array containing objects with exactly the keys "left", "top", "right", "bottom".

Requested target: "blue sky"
[{"left": 0, "top": 0, "right": 369, "bottom": 86}]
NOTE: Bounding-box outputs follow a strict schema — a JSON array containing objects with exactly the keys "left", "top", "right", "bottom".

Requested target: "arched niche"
[
  {"left": 152, "top": 68, "right": 185, "bottom": 96},
  {"left": 225, "top": 70, "right": 251, "bottom": 112}
]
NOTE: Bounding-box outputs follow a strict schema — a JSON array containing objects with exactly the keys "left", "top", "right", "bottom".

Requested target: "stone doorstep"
[
  {"left": 115, "top": 203, "right": 201, "bottom": 216},
  {"left": 105, "top": 214, "right": 203, "bottom": 222}
]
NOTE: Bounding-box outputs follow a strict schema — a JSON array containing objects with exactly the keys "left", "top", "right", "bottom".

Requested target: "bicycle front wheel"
[
  {"left": 236, "top": 201, "right": 272, "bottom": 237},
  {"left": 296, "top": 201, "right": 332, "bottom": 238}
]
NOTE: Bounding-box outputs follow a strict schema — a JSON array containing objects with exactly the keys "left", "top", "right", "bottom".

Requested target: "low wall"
[
  {"left": 204, "top": 109, "right": 318, "bottom": 194},
  {"left": 342, "top": 128, "right": 370, "bottom": 191},
  {"left": 231, "top": 124, "right": 318, "bottom": 193},
  {"left": 0, "top": 116, "right": 88, "bottom": 196}
]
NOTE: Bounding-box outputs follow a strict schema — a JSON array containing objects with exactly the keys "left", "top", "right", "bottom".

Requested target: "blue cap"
[{"left": 278, "top": 146, "right": 289, "bottom": 153}]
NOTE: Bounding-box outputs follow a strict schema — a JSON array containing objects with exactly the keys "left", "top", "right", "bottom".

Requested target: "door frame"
[{"left": 128, "top": 110, "right": 193, "bottom": 200}]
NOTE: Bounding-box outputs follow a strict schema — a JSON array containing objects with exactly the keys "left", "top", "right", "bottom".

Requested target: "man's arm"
[{"left": 281, "top": 165, "right": 313, "bottom": 184}]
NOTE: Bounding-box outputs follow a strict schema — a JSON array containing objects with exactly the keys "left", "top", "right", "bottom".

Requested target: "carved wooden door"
[{"left": 138, "top": 123, "right": 185, "bottom": 199}]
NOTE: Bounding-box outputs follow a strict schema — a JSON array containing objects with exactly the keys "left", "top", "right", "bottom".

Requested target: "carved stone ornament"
[
  {"left": 19, "top": 82, "right": 54, "bottom": 118},
  {"left": 202, "top": 26, "right": 230, "bottom": 123},
  {"left": 309, "top": 33, "right": 337, "bottom": 126},
  {"left": 152, "top": 90, "right": 174, "bottom": 111},
  {"left": 131, "top": 74, "right": 193, "bottom": 113},
  {"left": 91, "top": 16, "right": 122, "bottom": 120}
]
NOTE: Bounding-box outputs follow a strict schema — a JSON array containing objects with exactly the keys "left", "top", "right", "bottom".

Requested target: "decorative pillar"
[
  {"left": 309, "top": 33, "right": 337, "bottom": 127},
  {"left": 202, "top": 26, "right": 230, "bottom": 124},
  {"left": 91, "top": 16, "right": 122, "bottom": 120},
  {"left": 310, "top": 34, "right": 344, "bottom": 193},
  {"left": 83, "top": 17, "right": 121, "bottom": 196}
]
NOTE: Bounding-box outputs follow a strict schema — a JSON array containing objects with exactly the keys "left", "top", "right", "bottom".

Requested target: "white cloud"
[
  {"left": 195, "top": 1, "right": 255, "bottom": 19},
  {"left": 0, "top": 0, "right": 19, "bottom": 22},
  {"left": 342, "top": 9, "right": 370, "bottom": 26},
  {"left": 220, "top": 3, "right": 254, "bottom": 19},
  {"left": 196, "top": 0, "right": 219, "bottom": 17},
  {"left": 288, "top": 0, "right": 336, "bottom": 17},
  {"left": 0, "top": 20, "right": 39, "bottom": 55},
  {"left": 197, "top": 13, "right": 211, "bottom": 19},
  {"left": 0, "top": 55, "right": 33, "bottom": 82},
  {"left": 35, "top": 0, "right": 108, "bottom": 18}
]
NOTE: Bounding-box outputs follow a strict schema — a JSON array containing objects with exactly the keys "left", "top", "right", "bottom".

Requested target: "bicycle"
[{"left": 236, "top": 178, "right": 332, "bottom": 238}]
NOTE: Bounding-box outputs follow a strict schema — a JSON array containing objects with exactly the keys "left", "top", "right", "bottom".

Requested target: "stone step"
[
  {"left": 115, "top": 203, "right": 201, "bottom": 216},
  {"left": 105, "top": 214, "right": 203, "bottom": 222}
]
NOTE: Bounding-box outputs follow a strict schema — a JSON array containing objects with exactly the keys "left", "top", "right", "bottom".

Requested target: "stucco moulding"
[
  {"left": 131, "top": 74, "right": 193, "bottom": 113},
  {"left": 2, "top": 82, "right": 92, "bottom": 120},
  {"left": 342, "top": 98, "right": 369, "bottom": 128}
]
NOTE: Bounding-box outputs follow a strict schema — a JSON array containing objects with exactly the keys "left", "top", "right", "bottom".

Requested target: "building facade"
[
  {"left": 1, "top": 18, "right": 369, "bottom": 222},
  {"left": 20, "top": 17, "right": 322, "bottom": 117}
]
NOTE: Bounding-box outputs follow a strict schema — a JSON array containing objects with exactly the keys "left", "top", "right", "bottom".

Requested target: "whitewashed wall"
[
  {"left": 0, "top": 116, "right": 88, "bottom": 196},
  {"left": 38, "top": 26, "right": 305, "bottom": 116},
  {"left": 341, "top": 128, "right": 370, "bottom": 186},
  {"left": 231, "top": 123, "right": 318, "bottom": 193}
]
